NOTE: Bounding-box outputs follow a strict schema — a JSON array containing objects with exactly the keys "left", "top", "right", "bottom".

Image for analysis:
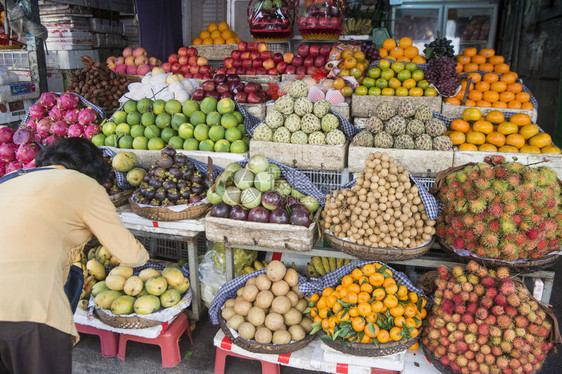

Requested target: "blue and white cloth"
[
  {"left": 100, "top": 147, "right": 130, "bottom": 190},
  {"left": 235, "top": 102, "right": 262, "bottom": 135},
  {"left": 22, "top": 92, "right": 106, "bottom": 124}
]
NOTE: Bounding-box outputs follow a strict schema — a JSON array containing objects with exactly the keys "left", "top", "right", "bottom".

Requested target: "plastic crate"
[
  {"left": 136, "top": 235, "right": 209, "bottom": 262},
  {"left": 297, "top": 168, "right": 353, "bottom": 196},
  {"left": 190, "top": 0, "right": 227, "bottom": 41},
  {"left": 0, "top": 51, "right": 29, "bottom": 69},
  {"left": 265, "top": 42, "right": 290, "bottom": 53}
]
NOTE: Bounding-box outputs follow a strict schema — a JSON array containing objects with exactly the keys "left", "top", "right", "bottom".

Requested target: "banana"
[
  {"left": 329, "top": 257, "right": 337, "bottom": 272},
  {"left": 253, "top": 260, "right": 264, "bottom": 270},
  {"left": 307, "top": 263, "right": 319, "bottom": 278},
  {"left": 321, "top": 257, "right": 331, "bottom": 275},
  {"left": 344, "top": 259, "right": 352, "bottom": 265},
  {"left": 87, "top": 247, "right": 97, "bottom": 260},
  {"left": 262, "top": 260, "right": 268, "bottom": 268},
  {"left": 243, "top": 266, "right": 256, "bottom": 275},
  {"left": 311, "top": 257, "right": 325, "bottom": 276},
  {"left": 336, "top": 258, "right": 344, "bottom": 268},
  {"left": 290, "top": 262, "right": 298, "bottom": 271}
]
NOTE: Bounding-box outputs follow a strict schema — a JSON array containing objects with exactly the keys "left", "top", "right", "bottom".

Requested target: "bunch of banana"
[
  {"left": 87, "top": 245, "right": 120, "bottom": 268},
  {"left": 306, "top": 256, "right": 351, "bottom": 278},
  {"left": 344, "top": 18, "right": 373, "bottom": 35},
  {"left": 242, "top": 260, "right": 270, "bottom": 275}
]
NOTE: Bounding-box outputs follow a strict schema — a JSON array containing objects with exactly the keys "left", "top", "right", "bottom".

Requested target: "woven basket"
[
  {"left": 322, "top": 333, "right": 418, "bottom": 357},
  {"left": 129, "top": 198, "right": 210, "bottom": 221},
  {"left": 325, "top": 231, "right": 434, "bottom": 261},
  {"left": 109, "top": 189, "right": 134, "bottom": 207},
  {"left": 218, "top": 312, "right": 316, "bottom": 354},
  {"left": 299, "top": 27, "right": 342, "bottom": 41},
  {"left": 438, "top": 237, "right": 560, "bottom": 274},
  {"left": 94, "top": 308, "right": 163, "bottom": 329},
  {"left": 422, "top": 343, "right": 458, "bottom": 374},
  {"left": 250, "top": 29, "right": 292, "bottom": 42}
]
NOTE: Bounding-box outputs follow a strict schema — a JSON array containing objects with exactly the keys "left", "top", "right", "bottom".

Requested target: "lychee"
[
  {"left": 474, "top": 284, "right": 485, "bottom": 296},
  {"left": 505, "top": 306, "right": 518, "bottom": 317},
  {"left": 475, "top": 307, "right": 488, "bottom": 320},
  {"left": 485, "top": 314, "right": 496, "bottom": 326},
  {"left": 503, "top": 329, "right": 516, "bottom": 342},
  {"left": 490, "top": 326, "right": 502, "bottom": 338},
  {"left": 500, "top": 341, "right": 513, "bottom": 353},
  {"left": 480, "top": 296, "right": 494, "bottom": 309},
  {"left": 467, "top": 302, "right": 478, "bottom": 314},
  {"left": 492, "top": 305, "right": 505, "bottom": 316},
  {"left": 478, "top": 324, "right": 490, "bottom": 336},
  {"left": 497, "top": 314, "right": 513, "bottom": 328},
  {"left": 507, "top": 294, "right": 521, "bottom": 307},
  {"left": 494, "top": 294, "right": 507, "bottom": 307},
  {"left": 496, "top": 356, "right": 509, "bottom": 370}
]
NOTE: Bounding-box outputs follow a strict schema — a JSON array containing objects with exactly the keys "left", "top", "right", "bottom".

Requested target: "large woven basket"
[
  {"left": 325, "top": 231, "right": 434, "bottom": 261},
  {"left": 422, "top": 343, "right": 458, "bottom": 374},
  {"left": 322, "top": 333, "right": 419, "bottom": 357},
  {"left": 299, "top": 26, "right": 342, "bottom": 40},
  {"left": 129, "top": 198, "right": 210, "bottom": 221},
  {"left": 94, "top": 308, "right": 163, "bottom": 329},
  {"left": 218, "top": 312, "right": 316, "bottom": 354},
  {"left": 109, "top": 189, "right": 134, "bottom": 207},
  {"left": 438, "top": 237, "right": 560, "bottom": 274}
]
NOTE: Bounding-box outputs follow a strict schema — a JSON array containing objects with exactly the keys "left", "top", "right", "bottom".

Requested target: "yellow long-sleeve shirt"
[{"left": 0, "top": 165, "right": 149, "bottom": 340}]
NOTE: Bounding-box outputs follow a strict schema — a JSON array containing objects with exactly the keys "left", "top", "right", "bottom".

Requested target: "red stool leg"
[
  {"left": 117, "top": 335, "right": 130, "bottom": 361},
  {"left": 184, "top": 314, "right": 194, "bottom": 345},
  {"left": 214, "top": 348, "right": 228, "bottom": 374},
  {"left": 261, "top": 361, "right": 281, "bottom": 374},
  {"left": 99, "top": 331, "right": 119, "bottom": 357},
  {"left": 159, "top": 334, "right": 181, "bottom": 368}
]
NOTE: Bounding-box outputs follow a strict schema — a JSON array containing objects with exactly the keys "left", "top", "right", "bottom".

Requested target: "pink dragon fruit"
[
  {"left": 36, "top": 118, "right": 52, "bottom": 139},
  {"left": 5, "top": 161, "right": 22, "bottom": 174},
  {"left": 84, "top": 124, "right": 100, "bottom": 140},
  {"left": 39, "top": 92, "right": 58, "bottom": 109},
  {"left": 23, "top": 159, "right": 36, "bottom": 169},
  {"left": 0, "top": 143, "right": 18, "bottom": 162},
  {"left": 49, "top": 105, "right": 65, "bottom": 122},
  {"left": 12, "top": 128, "right": 34, "bottom": 145},
  {"left": 29, "top": 103, "right": 46, "bottom": 121},
  {"left": 42, "top": 135, "right": 57, "bottom": 146},
  {"left": 50, "top": 121, "right": 68, "bottom": 137},
  {"left": 78, "top": 107, "right": 97, "bottom": 125},
  {"left": 0, "top": 127, "right": 14, "bottom": 144},
  {"left": 16, "top": 143, "right": 40, "bottom": 164},
  {"left": 23, "top": 119, "right": 37, "bottom": 131},
  {"left": 0, "top": 161, "right": 5, "bottom": 177},
  {"left": 64, "top": 109, "right": 80, "bottom": 124},
  {"left": 57, "top": 92, "right": 79, "bottom": 111},
  {"left": 67, "top": 124, "right": 84, "bottom": 138}
]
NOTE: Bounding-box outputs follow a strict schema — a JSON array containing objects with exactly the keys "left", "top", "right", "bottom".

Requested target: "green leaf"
[
  {"left": 368, "top": 321, "right": 376, "bottom": 336},
  {"left": 321, "top": 334, "right": 332, "bottom": 341},
  {"left": 183, "top": 351, "right": 193, "bottom": 360},
  {"left": 333, "top": 329, "right": 343, "bottom": 341},
  {"left": 337, "top": 299, "right": 352, "bottom": 308},
  {"left": 416, "top": 298, "right": 423, "bottom": 312},
  {"left": 310, "top": 322, "right": 323, "bottom": 335}
]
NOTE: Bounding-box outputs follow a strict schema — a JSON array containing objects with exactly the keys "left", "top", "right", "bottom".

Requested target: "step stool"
[
  {"left": 75, "top": 323, "right": 119, "bottom": 357},
  {"left": 214, "top": 347, "right": 280, "bottom": 374},
  {"left": 117, "top": 313, "right": 193, "bottom": 368}
]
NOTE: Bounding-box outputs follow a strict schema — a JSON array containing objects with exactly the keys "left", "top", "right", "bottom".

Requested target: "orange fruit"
[
  {"left": 378, "top": 329, "right": 390, "bottom": 343},
  {"left": 343, "top": 57, "right": 357, "bottom": 69},
  {"left": 468, "top": 90, "right": 483, "bottom": 102},
  {"left": 483, "top": 91, "right": 499, "bottom": 102},
  {"left": 464, "top": 63, "right": 479, "bottom": 73},
  {"left": 490, "top": 81, "right": 507, "bottom": 92},
  {"left": 412, "top": 55, "right": 426, "bottom": 64},
  {"left": 494, "top": 63, "right": 510, "bottom": 74},
  {"left": 351, "top": 268, "right": 363, "bottom": 280},
  {"left": 463, "top": 48, "right": 477, "bottom": 57},
  {"left": 500, "top": 72, "right": 518, "bottom": 84},
  {"left": 218, "top": 22, "right": 229, "bottom": 31},
  {"left": 456, "top": 63, "right": 464, "bottom": 73},
  {"left": 479, "top": 63, "right": 494, "bottom": 72},
  {"left": 333, "top": 78, "right": 345, "bottom": 90},
  {"left": 472, "top": 120, "right": 494, "bottom": 134},
  {"left": 221, "top": 30, "right": 233, "bottom": 39},
  {"left": 465, "top": 99, "right": 477, "bottom": 107},
  {"left": 480, "top": 48, "right": 495, "bottom": 57},
  {"left": 379, "top": 48, "right": 388, "bottom": 58},
  {"left": 492, "top": 101, "right": 508, "bottom": 108},
  {"left": 508, "top": 100, "right": 522, "bottom": 109},
  {"left": 352, "top": 316, "right": 366, "bottom": 332},
  {"left": 449, "top": 131, "right": 466, "bottom": 145},
  {"left": 499, "top": 91, "right": 515, "bottom": 102},
  {"left": 506, "top": 133, "right": 525, "bottom": 148},
  {"left": 404, "top": 46, "right": 419, "bottom": 59},
  {"left": 489, "top": 55, "right": 505, "bottom": 65},
  {"left": 200, "top": 30, "right": 211, "bottom": 39},
  {"left": 322, "top": 287, "right": 334, "bottom": 297},
  {"left": 472, "top": 55, "right": 486, "bottom": 65},
  {"left": 225, "top": 37, "right": 236, "bottom": 44},
  {"left": 398, "top": 37, "right": 413, "bottom": 49},
  {"left": 348, "top": 307, "right": 359, "bottom": 318},
  {"left": 207, "top": 23, "right": 218, "bottom": 31},
  {"left": 486, "top": 132, "right": 506, "bottom": 147},
  {"left": 510, "top": 113, "right": 531, "bottom": 126},
  {"left": 498, "top": 145, "right": 519, "bottom": 153},
  {"left": 476, "top": 100, "right": 492, "bottom": 107},
  {"left": 404, "top": 304, "right": 418, "bottom": 318},
  {"left": 519, "top": 145, "right": 541, "bottom": 154},
  {"left": 202, "top": 38, "right": 213, "bottom": 45},
  {"left": 397, "top": 285, "right": 408, "bottom": 300},
  {"left": 410, "top": 328, "right": 420, "bottom": 338},
  {"left": 192, "top": 38, "right": 203, "bottom": 45},
  {"left": 461, "top": 80, "right": 474, "bottom": 91},
  {"left": 483, "top": 73, "right": 499, "bottom": 83},
  {"left": 371, "top": 300, "right": 384, "bottom": 313},
  {"left": 458, "top": 143, "right": 478, "bottom": 151},
  {"left": 542, "top": 146, "right": 561, "bottom": 154},
  {"left": 463, "top": 108, "right": 482, "bottom": 121},
  {"left": 364, "top": 323, "right": 380, "bottom": 338},
  {"left": 358, "top": 291, "right": 371, "bottom": 304},
  {"left": 383, "top": 277, "right": 396, "bottom": 288},
  {"left": 485, "top": 110, "right": 505, "bottom": 124},
  {"left": 383, "top": 294, "right": 399, "bottom": 309},
  {"left": 529, "top": 133, "right": 552, "bottom": 148},
  {"left": 507, "top": 83, "right": 522, "bottom": 93},
  {"left": 467, "top": 131, "right": 486, "bottom": 145},
  {"left": 519, "top": 124, "right": 539, "bottom": 139},
  {"left": 479, "top": 143, "right": 498, "bottom": 152},
  {"left": 521, "top": 102, "right": 534, "bottom": 110},
  {"left": 210, "top": 30, "right": 222, "bottom": 39},
  {"left": 382, "top": 39, "right": 397, "bottom": 50},
  {"left": 397, "top": 57, "right": 410, "bottom": 63},
  {"left": 390, "top": 304, "right": 405, "bottom": 317},
  {"left": 213, "top": 37, "right": 226, "bottom": 44},
  {"left": 451, "top": 119, "right": 470, "bottom": 132},
  {"left": 515, "top": 92, "right": 530, "bottom": 103},
  {"left": 390, "top": 327, "right": 403, "bottom": 341},
  {"left": 497, "top": 122, "right": 518, "bottom": 135},
  {"left": 310, "top": 293, "right": 320, "bottom": 302},
  {"left": 457, "top": 55, "right": 470, "bottom": 64},
  {"left": 389, "top": 47, "right": 404, "bottom": 59},
  {"left": 408, "top": 87, "right": 423, "bottom": 96},
  {"left": 467, "top": 72, "right": 482, "bottom": 83},
  {"left": 408, "top": 292, "right": 419, "bottom": 304},
  {"left": 360, "top": 283, "right": 373, "bottom": 294},
  {"left": 369, "top": 273, "right": 385, "bottom": 287},
  {"left": 475, "top": 81, "right": 490, "bottom": 92}
]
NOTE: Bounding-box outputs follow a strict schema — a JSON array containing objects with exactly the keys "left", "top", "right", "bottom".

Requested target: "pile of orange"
[
  {"left": 192, "top": 22, "right": 240, "bottom": 45},
  {"left": 455, "top": 47, "right": 510, "bottom": 74},
  {"left": 379, "top": 38, "right": 427, "bottom": 64},
  {"left": 447, "top": 109, "right": 560, "bottom": 154},
  {"left": 308, "top": 263, "right": 427, "bottom": 348}
]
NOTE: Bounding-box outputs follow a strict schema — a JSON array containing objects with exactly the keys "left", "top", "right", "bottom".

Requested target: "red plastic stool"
[
  {"left": 117, "top": 313, "right": 193, "bottom": 368},
  {"left": 75, "top": 323, "right": 119, "bottom": 357},
  {"left": 214, "top": 347, "right": 280, "bottom": 374}
]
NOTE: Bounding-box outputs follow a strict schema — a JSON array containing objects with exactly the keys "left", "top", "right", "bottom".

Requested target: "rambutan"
[
  {"left": 455, "top": 304, "right": 467, "bottom": 315},
  {"left": 478, "top": 324, "right": 490, "bottom": 336},
  {"left": 453, "top": 295, "right": 463, "bottom": 305},
  {"left": 494, "top": 166, "right": 508, "bottom": 179},
  {"left": 507, "top": 173, "right": 522, "bottom": 187},
  {"left": 500, "top": 279, "right": 516, "bottom": 295},
  {"left": 511, "top": 214, "right": 522, "bottom": 225},
  {"left": 528, "top": 214, "right": 543, "bottom": 225},
  {"left": 501, "top": 219, "right": 517, "bottom": 234},
  {"left": 483, "top": 232, "right": 499, "bottom": 247},
  {"left": 482, "top": 277, "right": 496, "bottom": 289},
  {"left": 467, "top": 302, "right": 477, "bottom": 314},
  {"left": 489, "top": 220, "right": 501, "bottom": 233},
  {"left": 480, "top": 167, "right": 495, "bottom": 180},
  {"left": 490, "top": 326, "right": 502, "bottom": 338},
  {"left": 500, "top": 242, "right": 517, "bottom": 256},
  {"left": 464, "top": 229, "right": 477, "bottom": 242},
  {"left": 439, "top": 356, "right": 450, "bottom": 366},
  {"left": 513, "top": 337, "right": 526, "bottom": 350},
  {"left": 466, "top": 192, "right": 478, "bottom": 201},
  {"left": 515, "top": 328, "right": 526, "bottom": 337},
  {"left": 531, "top": 189, "right": 546, "bottom": 203},
  {"left": 462, "top": 314, "right": 474, "bottom": 325},
  {"left": 525, "top": 334, "right": 536, "bottom": 345},
  {"left": 500, "top": 341, "right": 513, "bottom": 353},
  {"left": 543, "top": 219, "right": 557, "bottom": 233},
  {"left": 503, "top": 252, "right": 519, "bottom": 262},
  {"left": 537, "top": 326, "right": 549, "bottom": 338},
  {"left": 450, "top": 180, "right": 461, "bottom": 189},
  {"left": 488, "top": 203, "right": 504, "bottom": 217},
  {"left": 480, "top": 296, "right": 494, "bottom": 309},
  {"left": 515, "top": 186, "right": 531, "bottom": 200},
  {"left": 505, "top": 306, "right": 518, "bottom": 317},
  {"left": 492, "top": 180, "right": 508, "bottom": 194},
  {"left": 442, "top": 300, "right": 454, "bottom": 314},
  {"left": 455, "top": 189, "right": 466, "bottom": 199},
  {"left": 456, "top": 172, "right": 468, "bottom": 183},
  {"left": 476, "top": 307, "right": 488, "bottom": 320},
  {"left": 469, "top": 199, "right": 487, "bottom": 214},
  {"left": 480, "top": 188, "right": 495, "bottom": 201},
  {"left": 504, "top": 233, "right": 517, "bottom": 242},
  {"left": 492, "top": 304, "right": 505, "bottom": 316},
  {"left": 466, "top": 260, "right": 479, "bottom": 273},
  {"left": 507, "top": 162, "right": 524, "bottom": 174},
  {"left": 496, "top": 267, "right": 510, "bottom": 280},
  {"left": 528, "top": 324, "right": 540, "bottom": 335},
  {"left": 446, "top": 225, "right": 456, "bottom": 236},
  {"left": 497, "top": 315, "right": 512, "bottom": 329},
  {"left": 474, "top": 222, "right": 487, "bottom": 235},
  {"left": 544, "top": 198, "right": 557, "bottom": 209},
  {"left": 475, "top": 247, "right": 488, "bottom": 257},
  {"left": 475, "top": 178, "right": 491, "bottom": 190},
  {"left": 456, "top": 341, "right": 469, "bottom": 353},
  {"left": 468, "top": 274, "right": 480, "bottom": 285},
  {"left": 504, "top": 202, "right": 517, "bottom": 214},
  {"left": 526, "top": 229, "right": 539, "bottom": 240},
  {"left": 509, "top": 358, "right": 521, "bottom": 370},
  {"left": 496, "top": 356, "right": 510, "bottom": 370},
  {"left": 523, "top": 169, "right": 539, "bottom": 182}
]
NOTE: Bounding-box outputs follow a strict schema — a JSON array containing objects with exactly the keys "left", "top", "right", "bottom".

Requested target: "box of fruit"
[
  {"left": 267, "top": 101, "right": 350, "bottom": 121},
  {"left": 191, "top": 44, "right": 238, "bottom": 61},
  {"left": 351, "top": 94, "right": 442, "bottom": 118},
  {"left": 441, "top": 102, "right": 538, "bottom": 124},
  {"left": 205, "top": 155, "right": 324, "bottom": 252}
]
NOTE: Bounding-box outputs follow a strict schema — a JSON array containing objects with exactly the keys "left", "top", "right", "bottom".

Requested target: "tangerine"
[
  {"left": 508, "top": 100, "right": 522, "bottom": 109},
  {"left": 494, "top": 63, "right": 510, "bottom": 74},
  {"left": 449, "top": 131, "right": 466, "bottom": 145},
  {"left": 486, "top": 132, "right": 506, "bottom": 147},
  {"left": 378, "top": 330, "right": 390, "bottom": 343},
  {"left": 476, "top": 100, "right": 492, "bottom": 107},
  {"left": 472, "top": 55, "right": 486, "bottom": 65},
  {"left": 505, "top": 133, "right": 525, "bottom": 148},
  {"left": 489, "top": 55, "right": 505, "bottom": 65},
  {"left": 497, "top": 121, "right": 518, "bottom": 135},
  {"left": 450, "top": 119, "right": 470, "bottom": 132},
  {"left": 516, "top": 92, "right": 530, "bottom": 103},
  {"left": 498, "top": 145, "right": 519, "bottom": 153},
  {"left": 485, "top": 110, "right": 505, "bottom": 123},
  {"left": 479, "top": 63, "right": 494, "bottom": 72},
  {"left": 463, "top": 47, "right": 477, "bottom": 57},
  {"left": 519, "top": 145, "right": 541, "bottom": 154},
  {"left": 457, "top": 55, "right": 470, "bottom": 64},
  {"left": 467, "top": 72, "right": 482, "bottom": 83},
  {"left": 464, "top": 63, "right": 479, "bottom": 73},
  {"left": 529, "top": 133, "right": 552, "bottom": 148},
  {"left": 480, "top": 144, "right": 499, "bottom": 152},
  {"left": 466, "top": 131, "right": 486, "bottom": 145},
  {"left": 499, "top": 91, "right": 515, "bottom": 102},
  {"left": 492, "top": 101, "right": 508, "bottom": 108},
  {"left": 483, "top": 73, "right": 499, "bottom": 83},
  {"left": 192, "top": 38, "right": 203, "bottom": 45},
  {"left": 458, "top": 143, "right": 478, "bottom": 151},
  {"left": 445, "top": 97, "right": 461, "bottom": 106},
  {"left": 500, "top": 72, "right": 518, "bottom": 84},
  {"left": 468, "top": 90, "right": 483, "bottom": 102},
  {"left": 218, "top": 22, "right": 229, "bottom": 31},
  {"left": 483, "top": 91, "right": 499, "bottom": 102},
  {"left": 475, "top": 81, "right": 490, "bottom": 92},
  {"left": 472, "top": 120, "right": 494, "bottom": 134},
  {"left": 521, "top": 102, "right": 534, "bottom": 110},
  {"left": 510, "top": 113, "right": 531, "bottom": 126},
  {"left": 463, "top": 108, "right": 482, "bottom": 121},
  {"left": 412, "top": 55, "right": 426, "bottom": 64},
  {"left": 382, "top": 39, "right": 397, "bottom": 50},
  {"left": 490, "top": 81, "right": 507, "bottom": 92}
]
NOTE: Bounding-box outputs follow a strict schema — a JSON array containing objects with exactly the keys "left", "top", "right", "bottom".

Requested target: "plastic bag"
[
  {"left": 298, "top": 0, "right": 343, "bottom": 30},
  {"left": 248, "top": 0, "right": 297, "bottom": 33}
]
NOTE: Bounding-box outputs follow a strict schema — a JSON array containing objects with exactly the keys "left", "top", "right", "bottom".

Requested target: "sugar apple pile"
[
  {"left": 253, "top": 81, "right": 346, "bottom": 146},
  {"left": 351, "top": 101, "right": 452, "bottom": 151}
]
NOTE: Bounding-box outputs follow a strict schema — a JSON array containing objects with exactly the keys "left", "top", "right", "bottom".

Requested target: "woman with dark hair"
[{"left": 0, "top": 138, "right": 149, "bottom": 374}]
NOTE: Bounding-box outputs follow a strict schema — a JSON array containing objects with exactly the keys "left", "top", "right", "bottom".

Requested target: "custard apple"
[
  {"left": 414, "top": 105, "right": 433, "bottom": 122},
  {"left": 397, "top": 101, "right": 416, "bottom": 118},
  {"left": 253, "top": 123, "right": 273, "bottom": 142},
  {"left": 365, "top": 116, "right": 384, "bottom": 134},
  {"left": 375, "top": 102, "right": 396, "bottom": 121},
  {"left": 351, "top": 130, "right": 374, "bottom": 147},
  {"left": 433, "top": 135, "right": 453, "bottom": 151},
  {"left": 308, "top": 131, "right": 326, "bottom": 145},
  {"left": 288, "top": 81, "right": 308, "bottom": 98},
  {"left": 326, "top": 129, "right": 346, "bottom": 145},
  {"left": 313, "top": 100, "right": 331, "bottom": 118},
  {"left": 415, "top": 134, "right": 433, "bottom": 150},
  {"left": 394, "top": 134, "right": 415, "bottom": 149},
  {"left": 301, "top": 113, "right": 321, "bottom": 134},
  {"left": 385, "top": 115, "right": 407, "bottom": 136},
  {"left": 406, "top": 119, "right": 425, "bottom": 137},
  {"left": 425, "top": 118, "right": 447, "bottom": 137},
  {"left": 290, "top": 130, "right": 308, "bottom": 144},
  {"left": 265, "top": 109, "right": 284, "bottom": 129},
  {"left": 294, "top": 97, "right": 313, "bottom": 116},
  {"left": 285, "top": 114, "right": 301, "bottom": 132},
  {"left": 373, "top": 131, "right": 394, "bottom": 148},
  {"left": 272, "top": 126, "right": 291, "bottom": 143},
  {"left": 321, "top": 113, "right": 339, "bottom": 132},
  {"left": 274, "top": 95, "right": 294, "bottom": 115}
]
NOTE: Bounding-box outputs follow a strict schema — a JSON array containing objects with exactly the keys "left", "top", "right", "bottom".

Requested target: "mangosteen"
[
  {"left": 144, "top": 186, "right": 156, "bottom": 200},
  {"left": 149, "top": 178, "right": 163, "bottom": 189},
  {"left": 109, "top": 185, "right": 120, "bottom": 195},
  {"left": 191, "top": 172, "right": 203, "bottom": 184},
  {"left": 169, "top": 167, "right": 182, "bottom": 179},
  {"left": 191, "top": 184, "right": 203, "bottom": 195},
  {"left": 186, "top": 162, "right": 195, "bottom": 172},
  {"left": 155, "top": 188, "right": 167, "bottom": 201},
  {"left": 161, "top": 146, "right": 176, "bottom": 158},
  {"left": 180, "top": 187, "right": 191, "bottom": 199},
  {"left": 140, "top": 198, "right": 150, "bottom": 205},
  {"left": 158, "top": 155, "right": 174, "bottom": 169},
  {"left": 102, "top": 180, "right": 113, "bottom": 190},
  {"left": 162, "top": 180, "right": 177, "bottom": 191},
  {"left": 174, "top": 154, "right": 188, "bottom": 165},
  {"left": 177, "top": 180, "right": 188, "bottom": 189},
  {"left": 151, "top": 167, "right": 166, "bottom": 178},
  {"left": 189, "top": 195, "right": 202, "bottom": 204},
  {"left": 161, "top": 198, "right": 174, "bottom": 207},
  {"left": 177, "top": 198, "right": 188, "bottom": 205},
  {"left": 138, "top": 185, "right": 147, "bottom": 196},
  {"left": 150, "top": 198, "right": 160, "bottom": 206},
  {"left": 143, "top": 174, "right": 151, "bottom": 183},
  {"left": 182, "top": 170, "right": 193, "bottom": 180},
  {"left": 167, "top": 188, "right": 180, "bottom": 202}
]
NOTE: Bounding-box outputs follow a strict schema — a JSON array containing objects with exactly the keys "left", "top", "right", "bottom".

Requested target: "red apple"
[
  {"left": 247, "top": 42, "right": 257, "bottom": 51},
  {"left": 296, "top": 66, "right": 307, "bottom": 75},
  {"left": 242, "top": 59, "right": 252, "bottom": 69},
  {"left": 257, "top": 42, "right": 268, "bottom": 52},
  {"left": 297, "top": 44, "right": 309, "bottom": 57},
  {"left": 216, "top": 67, "right": 227, "bottom": 75},
  {"left": 201, "top": 80, "right": 216, "bottom": 92},
  {"left": 260, "top": 51, "right": 273, "bottom": 60},
  {"left": 236, "top": 68, "right": 246, "bottom": 75},
  {"left": 171, "top": 63, "right": 181, "bottom": 74},
  {"left": 256, "top": 67, "right": 267, "bottom": 75},
  {"left": 180, "top": 64, "right": 191, "bottom": 74},
  {"left": 232, "top": 59, "right": 243, "bottom": 68},
  {"left": 186, "top": 47, "right": 198, "bottom": 57},
  {"left": 168, "top": 53, "right": 178, "bottom": 64},
  {"left": 314, "top": 55, "right": 326, "bottom": 67},
  {"left": 234, "top": 92, "right": 248, "bottom": 103},
  {"left": 247, "top": 92, "right": 262, "bottom": 104},
  {"left": 252, "top": 58, "right": 263, "bottom": 68},
  {"left": 292, "top": 55, "right": 304, "bottom": 66},
  {"left": 309, "top": 45, "right": 320, "bottom": 57},
  {"left": 238, "top": 41, "right": 247, "bottom": 51},
  {"left": 226, "top": 67, "right": 237, "bottom": 74},
  {"left": 283, "top": 52, "right": 294, "bottom": 64},
  {"left": 330, "top": 17, "right": 340, "bottom": 27},
  {"left": 307, "top": 66, "right": 319, "bottom": 75},
  {"left": 183, "top": 73, "right": 193, "bottom": 78},
  {"left": 306, "top": 17, "right": 319, "bottom": 27},
  {"left": 179, "top": 55, "right": 188, "bottom": 65},
  {"left": 200, "top": 65, "right": 211, "bottom": 74},
  {"left": 216, "top": 82, "right": 230, "bottom": 94},
  {"left": 193, "top": 73, "right": 204, "bottom": 79},
  {"left": 263, "top": 58, "right": 275, "bottom": 70},
  {"left": 320, "top": 45, "right": 331, "bottom": 56},
  {"left": 224, "top": 57, "right": 234, "bottom": 68},
  {"left": 241, "top": 51, "right": 251, "bottom": 60},
  {"left": 250, "top": 51, "right": 260, "bottom": 60},
  {"left": 298, "top": 17, "right": 307, "bottom": 27},
  {"left": 268, "top": 68, "right": 279, "bottom": 76},
  {"left": 273, "top": 53, "right": 283, "bottom": 64},
  {"left": 285, "top": 65, "right": 296, "bottom": 75},
  {"left": 161, "top": 62, "right": 172, "bottom": 72},
  {"left": 304, "top": 55, "right": 315, "bottom": 67},
  {"left": 231, "top": 50, "right": 241, "bottom": 60},
  {"left": 318, "top": 17, "right": 331, "bottom": 28},
  {"left": 197, "top": 56, "right": 208, "bottom": 66},
  {"left": 188, "top": 56, "right": 197, "bottom": 65},
  {"left": 246, "top": 68, "right": 257, "bottom": 75},
  {"left": 178, "top": 47, "right": 188, "bottom": 56},
  {"left": 189, "top": 65, "right": 199, "bottom": 74},
  {"left": 276, "top": 62, "right": 288, "bottom": 74}
]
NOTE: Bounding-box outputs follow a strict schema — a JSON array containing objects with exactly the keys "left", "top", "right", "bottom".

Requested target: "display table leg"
[
  {"left": 187, "top": 234, "right": 201, "bottom": 321},
  {"left": 224, "top": 242, "right": 235, "bottom": 282}
]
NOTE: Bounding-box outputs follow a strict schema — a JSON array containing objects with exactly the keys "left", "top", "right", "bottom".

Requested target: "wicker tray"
[
  {"left": 109, "top": 189, "right": 134, "bottom": 207},
  {"left": 422, "top": 343, "right": 458, "bottom": 374},
  {"left": 129, "top": 198, "right": 210, "bottom": 222},
  {"left": 250, "top": 29, "right": 292, "bottom": 42},
  {"left": 299, "top": 27, "right": 342, "bottom": 41},
  {"left": 94, "top": 308, "right": 162, "bottom": 329},
  {"left": 218, "top": 312, "right": 316, "bottom": 354},
  {"left": 322, "top": 333, "right": 418, "bottom": 357},
  {"left": 325, "top": 231, "right": 434, "bottom": 261},
  {"left": 438, "top": 237, "right": 560, "bottom": 274}
]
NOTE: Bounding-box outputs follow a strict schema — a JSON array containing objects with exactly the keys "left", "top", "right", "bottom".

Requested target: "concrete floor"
[{"left": 72, "top": 259, "right": 562, "bottom": 374}]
